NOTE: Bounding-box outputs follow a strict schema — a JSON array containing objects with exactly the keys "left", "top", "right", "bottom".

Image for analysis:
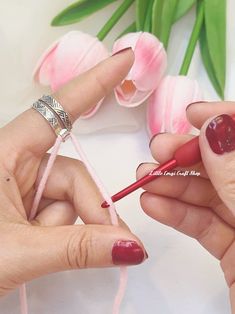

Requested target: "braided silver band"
[
  {"left": 32, "top": 100, "right": 70, "bottom": 141},
  {"left": 40, "top": 95, "right": 72, "bottom": 131}
]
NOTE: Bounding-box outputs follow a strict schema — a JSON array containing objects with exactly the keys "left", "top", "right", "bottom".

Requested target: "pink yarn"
[
  {"left": 20, "top": 132, "right": 127, "bottom": 314},
  {"left": 19, "top": 284, "right": 28, "bottom": 314}
]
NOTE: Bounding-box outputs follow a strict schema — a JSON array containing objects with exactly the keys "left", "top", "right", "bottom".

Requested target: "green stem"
[
  {"left": 117, "top": 22, "right": 136, "bottom": 39},
  {"left": 97, "top": 0, "right": 134, "bottom": 41},
  {"left": 179, "top": 0, "right": 204, "bottom": 75}
]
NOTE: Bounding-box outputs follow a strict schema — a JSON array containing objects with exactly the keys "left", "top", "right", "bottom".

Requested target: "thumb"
[
  {"left": 13, "top": 223, "right": 147, "bottom": 284},
  {"left": 199, "top": 114, "right": 235, "bottom": 221}
]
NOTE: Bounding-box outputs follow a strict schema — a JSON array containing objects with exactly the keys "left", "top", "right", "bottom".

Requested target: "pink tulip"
[
  {"left": 112, "top": 32, "right": 167, "bottom": 107},
  {"left": 147, "top": 75, "right": 203, "bottom": 136},
  {"left": 33, "top": 31, "right": 109, "bottom": 119}
]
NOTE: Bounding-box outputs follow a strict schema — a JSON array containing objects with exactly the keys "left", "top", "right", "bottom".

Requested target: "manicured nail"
[
  {"left": 112, "top": 47, "right": 132, "bottom": 56},
  {"left": 149, "top": 132, "right": 166, "bottom": 148},
  {"left": 206, "top": 114, "right": 235, "bottom": 154},
  {"left": 112, "top": 240, "right": 146, "bottom": 265},
  {"left": 136, "top": 163, "right": 145, "bottom": 171},
  {"left": 186, "top": 101, "right": 207, "bottom": 111},
  {"left": 136, "top": 162, "right": 156, "bottom": 172}
]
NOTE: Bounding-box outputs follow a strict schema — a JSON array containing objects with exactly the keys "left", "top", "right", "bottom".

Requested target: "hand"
[
  {"left": 137, "top": 101, "right": 235, "bottom": 313},
  {"left": 0, "top": 48, "right": 147, "bottom": 296}
]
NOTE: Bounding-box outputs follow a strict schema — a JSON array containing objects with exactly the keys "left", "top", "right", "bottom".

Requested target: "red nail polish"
[
  {"left": 149, "top": 132, "right": 167, "bottom": 148},
  {"left": 112, "top": 240, "right": 145, "bottom": 265},
  {"left": 186, "top": 101, "right": 207, "bottom": 111},
  {"left": 206, "top": 114, "right": 235, "bottom": 154},
  {"left": 112, "top": 47, "right": 132, "bottom": 56}
]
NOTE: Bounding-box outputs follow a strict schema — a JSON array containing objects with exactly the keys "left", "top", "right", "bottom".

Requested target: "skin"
[
  {"left": 0, "top": 49, "right": 147, "bottom": 296},
  {"left": 137, "top": 101, "right": 235, "bottom": 313},
  {"left": 0, "top": 49, "right": 234, "bottom": 312}
]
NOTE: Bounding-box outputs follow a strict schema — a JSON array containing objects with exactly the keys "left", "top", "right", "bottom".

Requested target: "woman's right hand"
[{"left": 137, "top": 101, "right": 235, "bottom": 313}]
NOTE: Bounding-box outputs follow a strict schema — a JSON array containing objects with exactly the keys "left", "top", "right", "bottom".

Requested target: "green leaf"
[
  {"left": 97, "top": 0, "right": 134, "bottom": 41},
  {"left": 203, "top": 0, "right": 226, "bottom": 98},
  {"left": 136, "top": 0, "right": 149, "bottom": 31},
  {"left": 51, "top": 0, "right": 118, "bottom": 26},
  {"left": 152, "top": 0, "right": 178, "bottom": 49},
  {"left": 116, "top": 22, "right": 136, "bottom": 39},
  {"left": 199, "top": 0, "right": 226, "bottom": 99},
  {"left": 173, "top": 0, "right": 196, "bottom": 23},
  {"left": 199, "top": 22, "right": 224, "bottom": 98},
  {"left": 143, "top": 0, "right": 154, "bottom": 32},
  {"left": 152, "top": 0, "right": 164, "bottom": 38}
]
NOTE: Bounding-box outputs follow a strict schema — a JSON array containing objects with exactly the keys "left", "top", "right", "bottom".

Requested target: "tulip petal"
[
  {"left": 34, "top": 31, "right": 109, "bottom": 118},
  {"left": 170, "top": 76, "right": 202, "bottom": 133},
  {"left": 131, "top": 32, "right": 167, "bottom": 91},
  {"left": 80, "top": 99, "right": 104, "bottom": 119},
  {"left": 115, "top": 84, "right": 154, "bottom": 107},
  {"left": 33, "top": 38, "right": 60, "bottom": 85},
  {"left": 147, "top": 76, "right": 203, "bottom": 136},
  {"left": 51, "top": 31, "right": 100, "bottom": 91},
  {"left": 113, "top": 32, "right": 167, "bottom": 107}
]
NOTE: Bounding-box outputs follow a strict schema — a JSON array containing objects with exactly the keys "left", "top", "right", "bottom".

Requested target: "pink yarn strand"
[
  {"left": 29, "top": 136, "right": 63, "bottom": 221},
  {"left": 112, "top": 267, "right": 128, "bottom": 314},
  {"left": 70, "top": 134, "right": 119, "bottom": 226},
  {"left": 20, "top": 136, "right": 63, "bottom": 314},
  {"left": 19, "top": 284, "right": 28, "bottom": 314},
  {"left": 70, "top": 133, "right": 127, "bottom": 314},
  {"left": 20, "top": 133, "right": 127, "bottom": 314}
]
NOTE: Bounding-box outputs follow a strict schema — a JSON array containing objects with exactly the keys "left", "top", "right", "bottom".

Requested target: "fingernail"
[
  {"left": 112, "top": 47, "right": 132, "bottom": 56},
  {"left": 112, "top": 240, "right": 146, "bottom": 265},
  {"left": 136, "top": 162, "right": 156, "bottom": 172},
  {"left": 149, "top": 132, "right": 166, "bottom": 148},
  {"left": 186, "top": 101, "right": 207, "bottom": 111},
  {"left": 206, "top": 114, "right": 235, "bottom": 154},
  {"left": 136, "top": 163, "right": 145, "bottom": 171}
]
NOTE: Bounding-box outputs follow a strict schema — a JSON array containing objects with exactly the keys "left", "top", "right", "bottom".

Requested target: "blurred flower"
[
  {"left": 112, "top": 32, "right": 167, "bottom": 107},
  {"left": 147, "top": 75, "right": 202, "bottom": 136},
  {"left": 33, "top": 31, "right": 109, "bottom": 119}
]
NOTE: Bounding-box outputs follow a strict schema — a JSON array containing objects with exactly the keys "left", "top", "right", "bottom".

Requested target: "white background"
[{"left": 0, "top": 0, "right": 234, "bottom": 313}]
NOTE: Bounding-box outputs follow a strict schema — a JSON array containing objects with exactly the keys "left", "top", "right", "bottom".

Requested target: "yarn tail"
[
  {"left": 70, "top": 134, "right": 128, "bottom": 314},
  {"left": 112, "top": 267, "right": 128, "bottom": 314},
  {"left": 19, "top": 284, "right": 28, "bottom": 314},
  {"left": 20, "top": 136, "right": 63, "bottom": 314}
]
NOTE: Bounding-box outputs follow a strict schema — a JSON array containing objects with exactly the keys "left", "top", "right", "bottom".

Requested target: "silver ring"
[
  {"left": 32, "top": 100, "right": 70, "bottom": 141},
  {"left": 40, "top": 95, "right": 72, "bottom": 131}
]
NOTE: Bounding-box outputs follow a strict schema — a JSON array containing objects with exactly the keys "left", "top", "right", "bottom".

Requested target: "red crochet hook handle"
[{"left": 101, "top": 136, "right": 201, "bottom": 208}]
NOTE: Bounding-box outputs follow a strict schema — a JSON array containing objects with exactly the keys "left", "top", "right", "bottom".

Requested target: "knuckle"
[{"left": 66, "top": 227, "right": 92, "bottom": 269}]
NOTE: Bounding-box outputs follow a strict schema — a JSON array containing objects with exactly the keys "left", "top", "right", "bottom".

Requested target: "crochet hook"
[{"left": 101, "top": 136, "right": 201, "bottom": 208}]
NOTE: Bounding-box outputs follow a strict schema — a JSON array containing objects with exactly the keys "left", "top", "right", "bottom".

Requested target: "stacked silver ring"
[{"left": 32, "top": 95, "right": 72, "bottom": 141}]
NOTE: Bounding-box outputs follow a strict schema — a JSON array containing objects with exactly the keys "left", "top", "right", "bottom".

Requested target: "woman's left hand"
[{"left": 0, "top": 48, "right": 147, "bottom": 296}]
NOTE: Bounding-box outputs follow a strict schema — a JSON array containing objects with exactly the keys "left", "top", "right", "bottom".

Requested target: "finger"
[
  {"left": 32, "top": 200, "right": 77, "bottom": 226},
  {"left": 29, "top": 154, "right": 130, "bottom": 230},
  {"left": 35, "top": 154, "right": 116, "bottom": 225},
  {"left": 140, "top": 192, "right": 235, "bottom": 259},
  {"left": 137, "top": 162, "right": 216, "bottom": 208},
  {"left": 199, "top": 114, "right": 235, "bottom": 223},
  {"left": 5, "top": 223, "right": 147, "bottom": 286},
  {"left": 149, "top": 133, "right": 208, "bottom": 178},
  {"left": 1, "top": 49, "right": 134, "bottom": 157},
  {"left": 186, "top": 101, "right": 235, "bottom": 129}
]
